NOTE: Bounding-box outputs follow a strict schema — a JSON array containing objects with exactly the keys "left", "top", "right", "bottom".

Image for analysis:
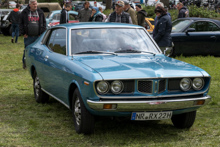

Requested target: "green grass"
[{"left": 0, "top": 34, "right": 220, "bottom": 147}]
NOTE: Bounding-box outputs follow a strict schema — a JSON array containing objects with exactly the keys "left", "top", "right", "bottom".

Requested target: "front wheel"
[
  {"left": 33, "top": 71, "right": 49, "bottom": 103},
  {"left": 72, "top": 88, "right": 95, "bottom": 134},
  {"left": 171, "top": 111, "right": 196, "bottom": 129}
]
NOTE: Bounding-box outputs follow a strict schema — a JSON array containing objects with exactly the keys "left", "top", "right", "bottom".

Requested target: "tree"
[{"left": 106, "top": 0, "right": 112, "bottom": 10}]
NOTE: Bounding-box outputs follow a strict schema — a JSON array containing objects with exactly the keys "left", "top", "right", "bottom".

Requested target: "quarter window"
[
  {"left": 46, "top": 28, "right": 66, "bottom": 55},
  {"left": 189, "top": 21, "right": 220, "bottom": 32}
]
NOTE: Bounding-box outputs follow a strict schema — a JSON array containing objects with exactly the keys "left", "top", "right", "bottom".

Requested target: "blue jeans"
[
  {"left": 11, "top": 23, "right": 19, "bottom": 43},
  {"left": 22, "top": 36, "right": 38, "bottom": 67}
]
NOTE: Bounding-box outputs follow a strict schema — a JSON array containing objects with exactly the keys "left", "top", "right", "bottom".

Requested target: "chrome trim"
[
  {"left": 87, "top": 95, "right": 211, "bottom": 111},
  {"left": 97, "top": 89, "right": 208, "bottom": 99},
  {"left": 93, "top": 76, "right": 209, "bottom": 81},
  {"left": 41, "top": 88, "right": 70, "bottom": 109}
]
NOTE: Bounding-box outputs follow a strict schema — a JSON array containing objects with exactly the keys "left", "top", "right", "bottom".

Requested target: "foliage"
[
  {"left": 142, "top": 5, "right": 220, "bottom": 21},
  {"left": 0, "top": 34, "right": 220, "bottom": 146}
]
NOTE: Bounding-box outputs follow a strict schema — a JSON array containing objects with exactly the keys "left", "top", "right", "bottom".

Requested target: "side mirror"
[
  {"left": 186, "top": 28, "right": 195, "bottom": 34},
  {"left": 163, "top": 46, "right": 173, "bottom": 57}
]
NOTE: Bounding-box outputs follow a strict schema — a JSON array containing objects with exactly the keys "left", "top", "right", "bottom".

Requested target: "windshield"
[
  {"left": 71, "top": 28, "right": 159, "bottom": 55},
  {"left": 172, "top": 19, "right": 192, "bottom": 32},
  {"left": 46, "top": 12, "right": 53, "bottom": 18}
]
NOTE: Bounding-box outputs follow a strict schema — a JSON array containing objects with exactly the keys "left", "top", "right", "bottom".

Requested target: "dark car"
[{"left": 171, "top": 17, "right": 220, "bottom": 56}]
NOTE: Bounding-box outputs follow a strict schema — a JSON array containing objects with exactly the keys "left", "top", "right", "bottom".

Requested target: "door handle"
[{"left": 210, "top": 36, "right": 216, "bottom": 39}]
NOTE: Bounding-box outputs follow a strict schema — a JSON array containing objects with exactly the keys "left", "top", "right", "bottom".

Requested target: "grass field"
[{"left": 0, "top": 34, "right": 219, "bottom": 147}]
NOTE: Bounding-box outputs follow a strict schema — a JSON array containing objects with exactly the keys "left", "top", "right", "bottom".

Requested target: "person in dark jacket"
[
  {"left": 177, "top": 2, "right": 189, "bottom": 18},
  {"left": 89, "top": 7, "right": 103, "bottom": 22},
  {"left": 8, "top": 4, "right": 21, "bottom": 43},
  {"left": 78, "top": 1, "right": 92, "bottom": 22},
  {"left": 153, "top": 6, "right": 172, "bottom": 53},
  {"left": 20, "top": 0, "right": 46, "bottom": 69},
  {"left": 106, "top": 1, "right": 132, "bottom": 24},
  {"left": 135, "top": 4, "right": 147, "bottom": 27},
  {"left": 60, "top": 3, "right": 72, "bottom": 24}
]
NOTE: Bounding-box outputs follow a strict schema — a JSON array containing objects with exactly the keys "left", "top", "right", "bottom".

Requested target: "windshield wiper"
[
  {"left": 75, "top": 51, "right": 117, "bottom": 55},
  {"left": 114, "top": 49, "right": 141, "bottom": 53},
  {"left": 114, "top": 49, "right": 156, "bottom": 55}
]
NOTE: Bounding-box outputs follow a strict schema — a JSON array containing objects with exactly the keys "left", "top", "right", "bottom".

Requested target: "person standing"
[
  {"left": 124, "top": 1, "right": 137, "bottom": 25},
  {"left": 89, "top": 7, "right": 103, "bottom": 22},
  {"left": 78, "top": 1, "right": 92, "bottom": 22},
  {"left": 105, "top": 1, "right": 132, "bottom": 24},
  {"left": 153, "top": 6, "right": 172, "bottom": 53},
  {"left": 8, "top": 4, "right": 21, "bottom": 43},
  {"left": 60, "top": 3, "right": 72, "bottom": 24},
  {"left": 20, "top": 0, "right": 46, "bottom": 69},
  {"left": 98, "top": 7, "right": 106, "bottom": 21},
  {"left": 135, "top": 4, "right": 147, "bottom": 27},
  {"left": 177, "top": 2, "right": 189, "bottom": 18}
]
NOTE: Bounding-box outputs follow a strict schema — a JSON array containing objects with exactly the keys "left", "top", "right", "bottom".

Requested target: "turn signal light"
[
  {"left": 103, "top": 104, "right": 117, "bottom": 110},
  {"left": 194, "top": 100, "right": 205, "bottom": 106}
]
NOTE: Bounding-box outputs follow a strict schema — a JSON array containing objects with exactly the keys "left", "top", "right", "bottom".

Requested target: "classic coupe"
[
  {"left": 171, "top": 17, "right": 220, "bottom": 56},
  {"left": 25, "top": 23, "right": 211, "bottom": 134}
]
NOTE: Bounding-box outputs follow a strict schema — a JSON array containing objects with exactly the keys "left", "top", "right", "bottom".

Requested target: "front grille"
[
  {"left": 159, "top": 79, "right": 166, "bottom": 93},
  {"left": 168, "top": 79, "right": 181, "bottom": 91},
  {"left": 138, "top": 80, "right": 152, "bottom": 93}
]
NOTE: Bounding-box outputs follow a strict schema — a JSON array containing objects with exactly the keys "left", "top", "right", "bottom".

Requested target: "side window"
[
  {"left": 46, "top": 28, "right": 66, "bottom": 55},
  {"left": 189, "top": 21, "right": 209, "bottom": 32},
  {"left": 207, "top": 22, "right": 220, "bottom": 31},
  {"left": 69, "top": 14, "right": 78, "bottom": 21},
  {"left": 53, "top": 13, "right": 60, "bottom": 20}
]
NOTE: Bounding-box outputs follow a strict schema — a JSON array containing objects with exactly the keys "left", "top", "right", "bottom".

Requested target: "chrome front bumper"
[{"left": 87, "top": 95, "right": 211, "bottom": 111}]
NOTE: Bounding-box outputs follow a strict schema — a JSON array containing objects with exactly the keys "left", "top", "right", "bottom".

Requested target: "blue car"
[
  {"left": 25, "top": 23, "right": 211, "bottom": 134},
  {"left": 46, "top": 10, "right": 78, "bottom": 28}
]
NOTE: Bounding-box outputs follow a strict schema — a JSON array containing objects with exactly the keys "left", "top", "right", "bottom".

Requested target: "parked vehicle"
[
  {"left": 9, "top": 1, "right": 16, "bottom": 8},
  {"left": 171, "top": 17, "right": 220, "bottom": 56},
  {"left": 25, "top": 22, "right": 211, "bottom": 134},
  {"left": 37, "top": 3, "right": 62, "bottom": 17},
  {"left": 46, "top": 10, "right": 78, "bottom": 28},
  {"left": 0, "top": 9, "right": 13, "bottom": 36},
  {"left": 72, "top": 1, "right": 106, "bottom": 11},
  {"left": 145, "top": 17, "right": 154, "bottom": 33}
]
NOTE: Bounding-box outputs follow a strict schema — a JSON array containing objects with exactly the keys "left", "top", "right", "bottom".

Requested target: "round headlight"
[
  {"left": 96, "top": 81, "right": 109, "bottom": 94},
  {"left": 111, "top": 81, "right": 124, "bottom": 94},
  {"left": 192, "top": 78, "right": 204, "bottom": 90},
  {"left": 180, "top": 78, "right": 192, "bottom": 91}
]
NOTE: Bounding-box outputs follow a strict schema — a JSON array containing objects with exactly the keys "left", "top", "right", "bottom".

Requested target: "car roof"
[
  {"left": 51, "top": 10, "right": 78, "bottom": 14},
  {"left": 56, "top": 22, "right": 144, "bottom": 29},
  {"left": 176, "top": 17, "right": 220, "bottom": 26}
]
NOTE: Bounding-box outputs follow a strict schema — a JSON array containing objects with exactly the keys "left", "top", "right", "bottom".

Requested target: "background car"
[
  {"left": 171, "top": 17, "right": 220, "bottom": 56},
  {"left": 72, "top": 1, "right": 106, "bottom": 11},
  {"left": 145, "top": 17, "right": 154, "bottom": 33},
  {"left": 9, "top": 1, "right": 16, "bottom": 8},
  {"left": 46, "top": 10, "right": 78, "bottom": 28},
  {"left": 37, "top": 3, "right": 62, "bottom": 17},
  {"left": 25, "top": 23, "right": 211, "bottom": 134}
]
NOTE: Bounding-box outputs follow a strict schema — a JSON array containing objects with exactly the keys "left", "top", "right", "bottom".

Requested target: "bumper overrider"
[{"left": 87, "top": 95, "right": 211, "bottom": 111}]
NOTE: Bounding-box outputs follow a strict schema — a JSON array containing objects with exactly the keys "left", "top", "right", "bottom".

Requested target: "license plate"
[{"left": 131, "top": 111, "right": 172, "bottom": 120}]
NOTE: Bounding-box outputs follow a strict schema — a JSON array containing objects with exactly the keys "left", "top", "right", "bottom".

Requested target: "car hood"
[{"left": 75, "top": 54, "right": 207, "bottom": 80}]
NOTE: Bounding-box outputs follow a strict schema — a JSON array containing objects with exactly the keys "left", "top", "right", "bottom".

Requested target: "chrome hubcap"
[
  {"left": 74, "top": 97, "right": 81, "bottom": 126},
  {"left": 34, "top": 77, "right": 40, "bottom": 98}
]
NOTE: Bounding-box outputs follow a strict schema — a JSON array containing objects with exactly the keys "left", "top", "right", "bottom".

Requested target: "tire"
[
  {"left": 171, "top": 111, "right": 196, "bottom": 129},
  {"left": 72, "top": 88, "right": 95, "bottom": 134},
  {"left": 1, "top": 28, "right": 9, "bottom": 36},
  {"left": 33, "top": 71, "right": 49, "bottom": 103}
]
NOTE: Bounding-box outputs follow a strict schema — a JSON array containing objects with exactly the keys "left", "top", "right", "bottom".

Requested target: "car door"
[
  {"left": 41, "top": 28, "right": 68, "bottom": 101},
  {"left": 180, "top": 21, "right": 217, "bottom": 55}
]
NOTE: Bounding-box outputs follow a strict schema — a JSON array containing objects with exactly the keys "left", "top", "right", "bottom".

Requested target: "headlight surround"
[
  {"left": 96, "top": 81, "right": 109, "bottom": 94},
  {"left": 192, "top": 78, "right": 204, "bottom": 90},
  {"left": 110, "top": 80, "right": 124, "bottom": 94},
  {"left": 180, "top": 78, "right": 192, "bottom": 91}
]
